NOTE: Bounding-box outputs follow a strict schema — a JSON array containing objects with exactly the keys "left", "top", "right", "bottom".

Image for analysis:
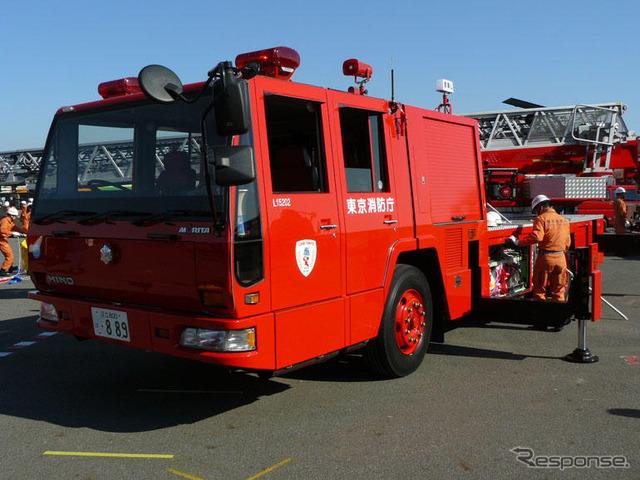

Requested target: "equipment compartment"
[{"left": 488, "top": 245, "right": 531, "bottom": 297}]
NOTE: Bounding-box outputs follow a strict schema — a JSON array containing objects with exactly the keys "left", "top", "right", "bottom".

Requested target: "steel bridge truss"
[
  {"left": 76, "top": 135, "right": 202, "bottom": 182},
  {"left": 0, "top": 149, "right": 43, "bottom": 189},
  {"left": 0, "top": 135, "right": 202, "bottom": 191}
]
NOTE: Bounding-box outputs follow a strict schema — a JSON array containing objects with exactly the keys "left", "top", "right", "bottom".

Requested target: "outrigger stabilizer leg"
[
  {"left": 564, "top": 319, "right": 598, "bottom": 363},
  {"left": 564, "top": 248, "right": 598, "bottom": 363}
]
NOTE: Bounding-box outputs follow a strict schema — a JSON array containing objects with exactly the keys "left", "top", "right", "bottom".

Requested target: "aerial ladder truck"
[
  {"left": 463, "top": 102, "right": 638, "bottom": 209},
  {"left": 463, "top": 101, "right": 639, "bottom": 251}
]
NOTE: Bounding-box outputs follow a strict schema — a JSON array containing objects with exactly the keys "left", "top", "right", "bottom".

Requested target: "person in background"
[
  {"left": 0, "top": 207, "right": 23, "bottom": 276},
  {"left": 156, "top": 151, "right": 196, "bottom": 195},
  {"left": 507, "top": 194, "right": 571, "bottom": 301},
  {"left": 21, "top": 202, "right": 31, "bottom": 233},
  {"left": 613, "top": 187, "right": 627, "bottom": 234}
]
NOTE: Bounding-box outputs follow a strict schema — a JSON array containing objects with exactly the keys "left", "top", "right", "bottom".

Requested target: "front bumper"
[{"left": 29, "top": 291, "right": 276, "bottom": 370}]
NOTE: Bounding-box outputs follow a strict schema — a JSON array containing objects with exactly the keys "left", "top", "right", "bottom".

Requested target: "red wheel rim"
[{"left": 394, "top": 289, "right": 426, "bottom": 355}]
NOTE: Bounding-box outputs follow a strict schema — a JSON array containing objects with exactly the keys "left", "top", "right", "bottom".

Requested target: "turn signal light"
[
  {"left": 235, "top": 47, "right": 301, "bottom": 80},
  {"left": 98, "top": 77, "right": 142, "bottom": 99}
]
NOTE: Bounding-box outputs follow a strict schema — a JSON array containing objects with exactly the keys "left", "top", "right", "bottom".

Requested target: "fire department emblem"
[
  {"left": 100, "top": 245, "right": 113, "bottom": 265},
  {"left": 295, "top": 239, "right": 317, "bottom": 277}
]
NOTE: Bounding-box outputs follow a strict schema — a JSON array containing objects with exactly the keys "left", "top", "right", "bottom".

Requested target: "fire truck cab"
[{"left": 28, "top": 47, "right": 603, "bottom": 377}]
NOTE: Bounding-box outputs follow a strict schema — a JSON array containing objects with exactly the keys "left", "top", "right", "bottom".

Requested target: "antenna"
[{"left": 389, "top": 69, "right": 398, "bottom": 113}]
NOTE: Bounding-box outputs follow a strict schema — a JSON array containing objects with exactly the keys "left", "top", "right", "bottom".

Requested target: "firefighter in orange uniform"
[
  {"left": 612, "top": 187, "right": 627, "bottom": 234},
  {"left": 20, "top": 202, "right": 31, "bottom": 233},
  {"left": 1, "top": 207, "right": 23, "bottom": 276},
  {"left": 508, "top": 195, "right": 571, "bottom": 301}
]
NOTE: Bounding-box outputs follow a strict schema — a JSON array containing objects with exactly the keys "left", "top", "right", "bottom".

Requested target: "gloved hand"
[{"left": 506, "top": 235, "right": 519, "bottom": 246}]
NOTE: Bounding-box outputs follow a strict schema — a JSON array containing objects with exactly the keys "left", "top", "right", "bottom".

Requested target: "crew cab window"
[
  {"left": 339, "top": 107, "right": 389, "bottom": 193},
  {"left": 264, "top": 94, "right": 327, "bottom": 193},
  {"left": 77, "top": 125, "right": 134, "bottom": 190},
  {"left": 34, "top": 96, "right": 227, "bottom": 222},
  {"left": 154, "top": 132, "right": 203, "bottom": 196}
]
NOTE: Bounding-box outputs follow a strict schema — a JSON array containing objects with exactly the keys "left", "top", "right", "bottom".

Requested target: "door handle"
[
  {"left": 383, "top": 219, "right": 398, "bottom": 225},
  {"left": 452, "top": 216, "right": 466, "bottom": 221},
  {"left": 320, "top": 224, "right": 338, "bottom": 230}
]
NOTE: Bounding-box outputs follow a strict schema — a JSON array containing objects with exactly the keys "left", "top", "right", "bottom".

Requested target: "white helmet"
[
  {"left": 531, "top": 194, "right": 550, "bottom": 213},
  {"left": 613, "top": 187, "right": 626, "bottom": 196},
  {"left": 6, "top": 207, "right": 19, "bottom": 216},
  {"left": 487, "top": 211, "right": 502, "bottom": 227}
]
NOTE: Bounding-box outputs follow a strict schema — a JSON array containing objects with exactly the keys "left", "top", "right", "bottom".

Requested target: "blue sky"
[{"left": 2, "top": 0, "right": 639, "bottom": 151}]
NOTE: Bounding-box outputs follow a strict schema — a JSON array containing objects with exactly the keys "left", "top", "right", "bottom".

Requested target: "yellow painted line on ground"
[
  {"left": 246, "top": 458, "right": 292, "bottom": 480},
  {"left": 43, "top": 451, "right": 173, "bottom": 459},
  {"left": 167, "top": 468, "right": 207, "bottom": 480}
]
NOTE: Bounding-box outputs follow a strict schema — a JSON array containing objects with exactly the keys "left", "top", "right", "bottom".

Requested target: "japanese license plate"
[{"left": 91, "top": 307, "right": 130, "bottom": 342}]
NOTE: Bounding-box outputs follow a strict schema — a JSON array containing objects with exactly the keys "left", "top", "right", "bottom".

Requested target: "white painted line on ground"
[{"left": 9, "top": 341, "right": 37, "bottom": 349}]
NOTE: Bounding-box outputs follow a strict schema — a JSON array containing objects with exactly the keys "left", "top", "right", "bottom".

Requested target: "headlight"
[{"left": 180, "top": 327, "right": 256, "bottom": 352}]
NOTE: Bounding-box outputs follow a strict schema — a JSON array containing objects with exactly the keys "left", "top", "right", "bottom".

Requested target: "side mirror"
[
  {"left": 214, "top": 63, "right": 251, "bottom": 136},
  {"left": 138, "top": 65, "right": 184, "bottom": 104},
  {"left": 213, "top": 146, "right": 255, "bottom": 186}
]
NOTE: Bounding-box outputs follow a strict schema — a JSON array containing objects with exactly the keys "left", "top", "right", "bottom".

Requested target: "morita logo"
[
  {"left": 178, "top": 226, "right": 211, "bottom": 234},
  {"left": 47, "top": 275, "right": 75, "bottom": 285}
]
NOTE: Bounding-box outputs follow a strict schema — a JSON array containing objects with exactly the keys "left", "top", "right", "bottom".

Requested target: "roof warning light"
[
  {"left": 98, "top": 77, "right": 142, "bottom": 99},
  {"left": 235, "top": 46, "right": 301, "bottom": 80}
]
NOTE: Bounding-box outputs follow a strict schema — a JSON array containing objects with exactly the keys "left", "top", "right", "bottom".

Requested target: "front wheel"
[{"left": 366, "top": 265, "right": 433, "bottom": 378}]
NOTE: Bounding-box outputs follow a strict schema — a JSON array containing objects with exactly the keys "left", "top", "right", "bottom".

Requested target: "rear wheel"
[{"left": 366, "top": 265, "right": 433, "bottom": 378}]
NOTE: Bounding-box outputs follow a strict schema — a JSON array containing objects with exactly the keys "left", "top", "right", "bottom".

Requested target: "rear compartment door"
[
  {"left": 408, "top": 111, "right": 485, "bottom": 319},
  {"left": 421, "top": 117, "right": 483, "bottom": 224}
]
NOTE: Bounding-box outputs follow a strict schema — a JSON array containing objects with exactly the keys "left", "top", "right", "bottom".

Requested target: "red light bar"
[
  {"left": 98, "top": 77, "right": 141, "bottom": 99},
  {"left": 342, "top": 59, "right": 372, "bottom": 81},
  {"left": 235, "top": 46, "right": 300, "bottom": 80}
]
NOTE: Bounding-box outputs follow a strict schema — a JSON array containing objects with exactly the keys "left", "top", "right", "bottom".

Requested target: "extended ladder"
[{"left": 463, "top": 103, "right": 633, "bottom": 173}]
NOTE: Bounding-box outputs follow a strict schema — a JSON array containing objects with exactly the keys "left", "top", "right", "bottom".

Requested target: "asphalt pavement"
[{"left": 0, "top": 248, "right": 639, "bottom": 479}]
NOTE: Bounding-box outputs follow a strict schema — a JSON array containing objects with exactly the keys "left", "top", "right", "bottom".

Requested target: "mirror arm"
[{"left": 200, "top": 103, "right": 223, "bottom": 232}]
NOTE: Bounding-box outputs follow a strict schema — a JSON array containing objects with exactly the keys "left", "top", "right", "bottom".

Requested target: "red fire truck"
[{"left": 28, "top": 47, "right": 604, "bottom": 377}]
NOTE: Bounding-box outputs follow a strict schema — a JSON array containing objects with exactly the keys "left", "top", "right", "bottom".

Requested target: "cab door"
[
  {"left": 251, "top": 78, "right": 345, "bottom": 368},
  {"left": 326, "top": 91, "right": 400, "bottom": 344},
  {"left": 326, "top": 91, "right": 399, "bottom": 296}
]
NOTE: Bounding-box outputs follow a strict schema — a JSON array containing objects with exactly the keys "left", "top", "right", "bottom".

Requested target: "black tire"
[{"left": 366, "top": 264, "right": 433, "bottom": 378}]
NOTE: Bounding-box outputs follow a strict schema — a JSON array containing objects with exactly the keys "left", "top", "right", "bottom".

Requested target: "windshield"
[{"left": 34, "top": 96, "right": 229, "bottom": 224}]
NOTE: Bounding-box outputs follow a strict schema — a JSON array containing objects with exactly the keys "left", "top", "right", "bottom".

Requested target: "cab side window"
[
  {"left": 264, "top": 94, "right": 327, "bottom": 193},
  {"left": 339, "top": 107, "right": 389, "bottom": 193}
]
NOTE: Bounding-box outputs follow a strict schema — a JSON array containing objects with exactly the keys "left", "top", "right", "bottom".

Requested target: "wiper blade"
[
  {"left": 132, "top": 209, "right": 211, "bottom": 226},
  {"left": 32, "top": 210, "right": 98, "bottom": 225},
  {"left": 78, "top": 210, "right": 152, "bottom": 225}
]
